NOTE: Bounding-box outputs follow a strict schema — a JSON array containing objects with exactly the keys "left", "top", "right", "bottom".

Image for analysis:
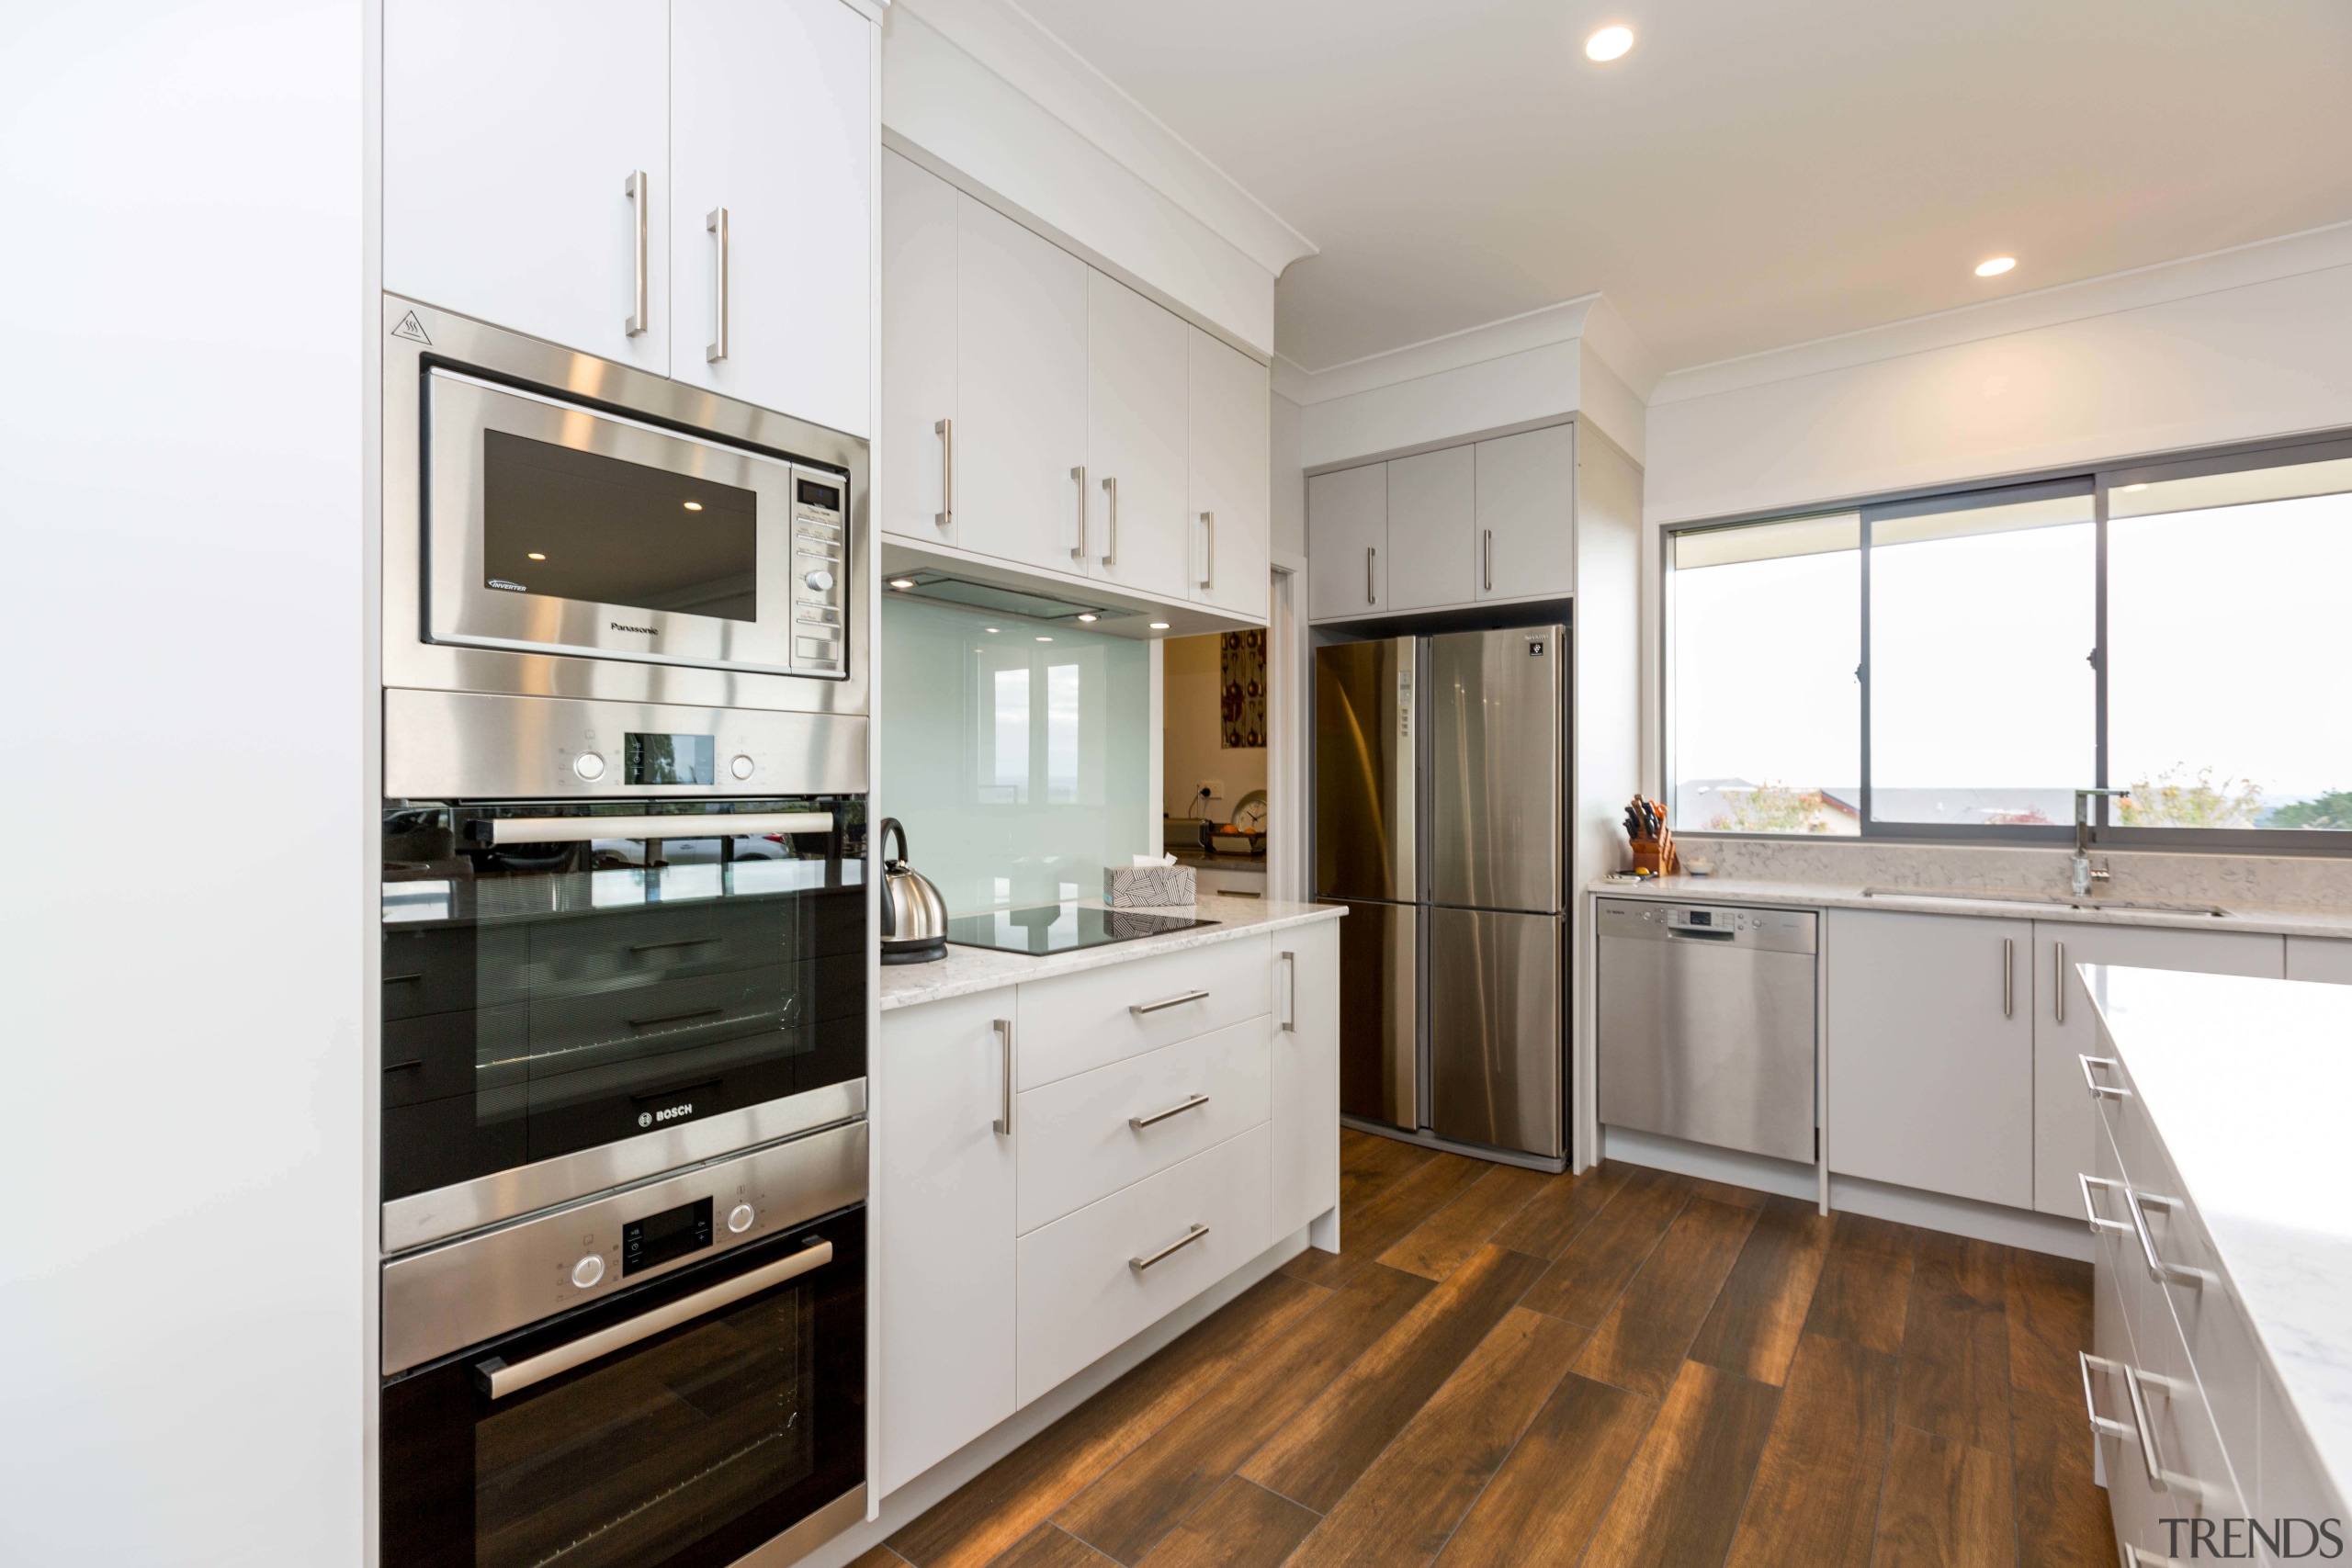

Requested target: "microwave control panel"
[{"left": 789, "top": 469, "right": 847, "bottom": 676}]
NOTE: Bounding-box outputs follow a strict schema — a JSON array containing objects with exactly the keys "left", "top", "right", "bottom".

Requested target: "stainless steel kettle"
[{"left": 877, "top": 818, "right": 949, "bottom": 964}]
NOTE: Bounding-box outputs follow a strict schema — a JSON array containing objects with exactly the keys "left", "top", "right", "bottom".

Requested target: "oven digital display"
[
  {"left": 626, "top": 732, "right": 716, "bottom": 786},
  {"left": 795, "top": 478, "right": 841, "bottom": 511},
  {"left": 622, "top": 1197, "right": 714, "bottom": 1276}
]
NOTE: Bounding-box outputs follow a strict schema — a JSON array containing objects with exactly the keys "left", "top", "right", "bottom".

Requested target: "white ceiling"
[{"left": 1009, "top": 0, "right": 2352, "bottom": 377}]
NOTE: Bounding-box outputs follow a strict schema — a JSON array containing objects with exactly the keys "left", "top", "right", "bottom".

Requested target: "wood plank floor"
[{"left": 863, "top": 1131, "right": 2115, "bottom": 1568}]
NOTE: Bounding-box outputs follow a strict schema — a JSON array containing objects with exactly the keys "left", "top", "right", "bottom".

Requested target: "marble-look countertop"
[
  {"left": 878, "top": 897, "right": 1343, "bottom": 1011},
  {"left": 1585, "top": 874, "right": 2352, "bottom": 941},
  {"left": 2090, "top": 968, "right": 2352, "bottom": 1504}
]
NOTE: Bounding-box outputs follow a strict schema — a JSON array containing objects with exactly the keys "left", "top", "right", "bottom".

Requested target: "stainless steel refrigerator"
[{"left": 1314, "top": 626, "right": 1566, "bottom": 1161}]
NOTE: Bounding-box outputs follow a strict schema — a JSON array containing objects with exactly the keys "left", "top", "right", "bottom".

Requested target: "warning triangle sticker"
[{"left": 391, "top": 310, "right": 432, "bottom": 345}]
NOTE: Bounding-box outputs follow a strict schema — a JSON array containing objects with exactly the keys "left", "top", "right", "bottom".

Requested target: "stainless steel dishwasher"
[{"left": 1596, "top": 899, "right": 1817, "bottom": 1164}]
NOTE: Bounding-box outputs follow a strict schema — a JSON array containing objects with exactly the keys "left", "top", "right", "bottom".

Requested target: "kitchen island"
[{"left": 2085, "top": 967, "right": 2350, "bottom": 1561}]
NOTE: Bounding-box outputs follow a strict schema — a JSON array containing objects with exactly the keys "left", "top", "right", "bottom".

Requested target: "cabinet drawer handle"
[
  {"left": 2076, "top": 1351, "right": 2137, "bottom": 1444},
  {"left": 2079, "top": 1054, "right": 2131, "bottom": 1100},
  {"left": 1130, "top": 1223, "right": 1210, "bottom": 1273},
  {"left": 626, "top": 1006, "right": 726, "bottom": 1029},
  {"left": 1482, "top": 527, "right": 1492, "bottom": 592},
  {"left": 2124, "top": 1187, "right": 2211, "bottom": 1289},
  {"left": 1131, "top": 988, "right": 1211, "bottom": 1017},
  {"left": 2077, "top": 1172, "right": 2132, "bottom": 1236},
  {"left": 1279, "top": 950, "right": 1297, "bottom": 1032},
  {"left": 2003, "top": 937, "right": 2015, "bottom": 1018},
  {"left": 1130, "top": 1093, "right": 1211, "bottom": 1130},
  {"left": 2120, "top": 1361, "right": 2171, "bottom": 1490},
  {"left": 630, "top": 936, "right": 718, "bottom": 954},
  {"left": 1199, "top": 511, "right": 1215, "bottom": 590},
  {"left": 705, "top": 206, "right": 729, "bottom": 363},
  {"left": 2125, "top": 1549, "right": 2187, "bottom": 1568},
  {"left": 1070, "top": 466, "right": 1087, "bottom": 558},
  {"left": 2053, "top": 940, "right": 2065, "bottom": 1022},
  {"left": 992, "top": 1018, "right": 1013, "bottom": 1135},
  {"left": 1366, "top": 545, "right": 1375, "bottom": 604},
  {"left": 624, "top": 170, "right": 649, "bottom": 336},
  {"left": 937, "top": 419, "right": 955, "bottom": 527},
  {"left": 1101, "top": 476, "right": 1119, "bottom": 566}
]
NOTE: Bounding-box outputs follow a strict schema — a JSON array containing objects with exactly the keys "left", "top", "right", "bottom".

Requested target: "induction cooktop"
[{"left": 944, "top": 902, "right": 1219, "bottom": 955}]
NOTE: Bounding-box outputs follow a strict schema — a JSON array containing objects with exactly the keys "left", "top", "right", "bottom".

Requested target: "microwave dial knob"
[
  {"left": 729, "top": 754, "right": 755, "bottom": 782},
  {"left": 571, "top": 1254, "right": 605, "bottom": 1289},
  {"left": 803, "top": 569, "right": 836, "bottom": 592},
  {"left": 573, "top": 752, "right": 606, "bottom": 782},
  {"left": 727, "top": 1202, "right": 756, "bottom": 1235}
]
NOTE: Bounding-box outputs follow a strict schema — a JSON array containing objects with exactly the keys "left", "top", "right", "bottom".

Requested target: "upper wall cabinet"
[
  {"left": 881, "top": 152, "right": 1272, "bottom": 623},
  {"left": 1306, "top": 423, "right": 1577, "bottom": 623},
  {"left": 385, "top": 0, "right": 873, "bottom": 437}
]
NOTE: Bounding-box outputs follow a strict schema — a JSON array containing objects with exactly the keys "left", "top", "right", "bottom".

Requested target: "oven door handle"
[
  {"left": 474, "top": 1238, "right": 834, "bottom": 1400},
  {"left": 484, "top": 812, "right": 833, "bottom": 844}
]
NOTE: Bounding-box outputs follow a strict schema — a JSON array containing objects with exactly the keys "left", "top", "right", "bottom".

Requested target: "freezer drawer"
[
  {"left": 1328, "top": 898, "right": 1418, "bottom": 1131},
  {"left": 1596, "top": 899, "right": 1815, "bottom": 1165},
  {"left": 1429, "top": 907, "right": 1562, "bottom": 1158}
]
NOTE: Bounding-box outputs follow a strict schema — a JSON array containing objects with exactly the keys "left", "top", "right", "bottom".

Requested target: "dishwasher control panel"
[{"left": 1603, "top": 900, "right": 1817, "bottom": 953}]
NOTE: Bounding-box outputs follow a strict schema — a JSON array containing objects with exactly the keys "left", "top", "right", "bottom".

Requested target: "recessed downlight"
[
  {"left": 1585, "top": 24, "right": 1634, "bottom": 61},
  {"left": 984, "top": 626, "right": 1000, "bottom": 633},
  {"left": 1974, "top": 256, "right": 2017, "bottom": 277},
  {"left": 1148, "top": 622, "right": 1170, "bottom": 630},
  {"left": 682, "top": 500, "right": 704, "bottom": 511},
  {"left": 1076, "top": 613, "right": 1099, "bottom": 623},
  {"left": 888, "top": 578, "right": 915, "bottom": 590},
  {"left": 526, "top": 552, "right": 547, "bottom": 561},
  {"left": 1035, "top": 636, "right": 1053, "bottom": 642}
]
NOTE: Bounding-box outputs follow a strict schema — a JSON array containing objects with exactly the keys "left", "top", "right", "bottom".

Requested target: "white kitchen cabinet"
[
  {"left": 876, "top": 991, "right": 1016, "bottom": 1496},
  {"left": 1384, "top": 447, "right": 1477, "bottom": 612},
  {"left": 1826, "top": 909, "right": 2035, "bottom": 1208},
  {"left": 1186, "top": 328, "right": 1271, "bottom": 619},
  {"left": 1476, "top": 425, "right": 1576, "bottom": 601},
  {"left": 2285, "top": 935, "right": 2352, "bottom": 983},
  {"left": 956, "top": 197, "right": 1090, "bottom": 573},
  {"left": 2029, "top": 922, "right": 2280, "bottom": 1218},
  {"left": 1307, "top": 463, "right": 1388, "bottom": 620},
  {"left": 1271, "top": 919, "right": 1341, "bottom": 1243},
  {"left": 880, "top": 151, "right": 958, "bottom": 547},
  {"left": 1085, "top": 274, "right": 1193, "bottom": 598},
  {"left": 386, "top": 0, "right": 672, "bottom": 374},
  {"left": 671, "top": 0, "right": 871, "bottom": 437}
]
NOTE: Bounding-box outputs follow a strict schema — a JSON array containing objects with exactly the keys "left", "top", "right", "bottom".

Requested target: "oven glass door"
[
  {"left": 381, "top": 800, "right": 866, "bottom": 1202},
  {"left": 424, "top": 367, "right": 844, "bottom": 675},
  {"left": 381, "top": 1209, "right": 865, "bottom": 1568}
]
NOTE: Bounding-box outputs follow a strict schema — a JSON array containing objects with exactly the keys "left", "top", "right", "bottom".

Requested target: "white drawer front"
[
  {"left": 1016, "top": 1015, "right": 1271, "bottom": 1235},
  {"left": 1016, "top": 934, "right": 1271, "bottom": 1089},
  {"left": 1014, "top": 1122, "right": 1272, "bottom": 1406}
]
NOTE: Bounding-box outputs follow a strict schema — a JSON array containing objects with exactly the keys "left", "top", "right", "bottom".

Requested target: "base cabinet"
[{"left": 1272, "top": 920, "right": 1341, "bottom": 1239}]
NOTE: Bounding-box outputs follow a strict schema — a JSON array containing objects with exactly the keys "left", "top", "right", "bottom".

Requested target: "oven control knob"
[
  {"left": 803, "top": 569, "right": 836, "bottom": 592},
  {"left": 571, "top": 1254, "right": 605, "bottom": 1289},
  {"left": 573, "top": 752, "right": 606, "bottom": 782},
  {"left": 728, "top": 1203, "right": 756, "bottom": 1235},
  {"left": 729, "top": 754, "right": 756, "bottom": 782}
]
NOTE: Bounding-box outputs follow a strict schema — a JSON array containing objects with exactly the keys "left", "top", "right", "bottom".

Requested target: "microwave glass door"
[
  {"left": 425, "top": 368, "right": 846, "bottom": 675},
  {"left": 380, "top": 801, "right": 866, "bottom": 1202},
  {"left": 381, "top": 1212, "right": 865, "bottom": 1568}
]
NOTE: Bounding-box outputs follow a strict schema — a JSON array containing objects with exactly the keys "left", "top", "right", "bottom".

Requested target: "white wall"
[
  {"left": 1270, "top": 391, "right": 1306, "bottom": 562},
  {"left": 0, "top": 4, "right": 369, "bottom": 1564},
  {"left": 1162, "top": 634, "right": 1266, "bottom": 823}
]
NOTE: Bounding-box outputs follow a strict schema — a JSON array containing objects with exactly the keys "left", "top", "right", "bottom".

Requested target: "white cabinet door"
[
  {"left": 385, "top": 0, "right": 670, "bottom": 372},
  {"left": 2029, "top": 922, "right": 2281, "bottom": 1218},
  {"left": 1085, "top": 273, "right": 1192, "bottom": 598},
  {"left": 1826, "top": 909, "right": 2035, "bottom": 1208},
  {"left": 2285, "top": 936, "right": 2352, "bottom": 983},
  {"left": 1186, "top": 327, "right": 1270, "bottom": 619},
  {"left": 1384, "top": 446, "right": 1476, "bottom": 611},
  {"left": 956, "top": 197, "right": 1089, "bottom": 573},
  {"left": 880, "top": 151, "right": 958, "bottom": 546},
  {"left": 1476, "top": 425, "right": 1575, "bottom": 601},
  {"left": 876, "top": 993, "right": 1016, "bottom": 1497},
  {"left": 1271, "top": 919, "right": 1340, "bottom": 1243},
  {"left": 1306, "top": 463, "right": 1387, "bottom": 620},
  {"left": 672, "top": 0, "right": 871, "bottom": 435}
]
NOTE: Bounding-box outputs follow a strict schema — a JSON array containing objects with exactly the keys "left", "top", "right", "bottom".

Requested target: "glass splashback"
[{"left": 880, "top": 596, "right": 1149, "bottom": 914}]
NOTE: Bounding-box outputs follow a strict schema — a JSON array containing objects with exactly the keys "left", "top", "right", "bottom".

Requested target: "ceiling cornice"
[
  {"left": 1275, "top": 294, "right": 1662, "bottom": 407},
  {"left": 894, "top": 0, "right": 1318, "bottom": 280}
]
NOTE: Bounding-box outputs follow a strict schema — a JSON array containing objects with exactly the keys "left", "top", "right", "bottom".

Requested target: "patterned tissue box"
[{"left": 1103, "top": 863, "right": 1197, "bottom": 908}]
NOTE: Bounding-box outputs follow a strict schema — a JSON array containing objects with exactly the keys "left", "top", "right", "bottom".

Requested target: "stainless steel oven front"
[{"left": 383, "top": 294, "right": 868, "bottom": 721}]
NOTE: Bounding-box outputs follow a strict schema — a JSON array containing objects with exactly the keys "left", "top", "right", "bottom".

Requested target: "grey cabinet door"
[
  {"left": 1385, "top": 446, "right": 1476, "bottom": 611},
  {"left": 1430, "top": 907, "right": 1562, "bottom": 1159},
  {"left": 1307, "top": 463, "right": 1386, "bottom": 619},
  {"left": 1474, "top": 425, "right": 1575, "bottom": 601}
]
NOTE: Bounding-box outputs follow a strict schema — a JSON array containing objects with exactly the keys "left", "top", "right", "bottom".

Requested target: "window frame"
[{"left": 1662, "top": 428, "right": 2352, "bottom": 854}]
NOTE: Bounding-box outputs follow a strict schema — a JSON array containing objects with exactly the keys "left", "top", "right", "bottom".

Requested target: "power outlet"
[{"left": 1197, "top": 780, "right": 1224, "bottom": 806}]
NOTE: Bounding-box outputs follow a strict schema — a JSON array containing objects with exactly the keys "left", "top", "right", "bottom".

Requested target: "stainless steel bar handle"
[
  {"left": 2053, "top": 941, "right": 2065, "bottom": 1022},
  {"left": 1129, "top": 1223, "right": 1210, "bottom": 1273},
  {"left": 1101, "top": 476, "right": 1119, "bottom": 565},
  {"left": 624, "top": 171, "right": 650, "bottom": 336},
  {"left": 2077, "top": 1352, "right": 2138, "bottom": 1443},
  {"left": 936, "top": 420, "right": 955, "bottom": 527},
  {"left": 1366, "top": 546, "right": 1375, "bottom": 604},
  {"left": 1070, "top": 467, "right": 1088, "bottom": 558},
  {"left": 478, "top": 1239, "right": 832, "bottom": 1399},
  {"left": 992, "top": 1018, "right": 1013, "bottom": 1135},
  {"left": 1483, "top": 528, "right": 1493, "bottom": 592},
  {"left": 2079, "top": 1054, "right": 2131, "bottom": 1100},
  {"left": 490, "top": 812, "right": 831, "bottom": 844},
  {"left": 1279, "top": 951, "right": 1297, "bottom": 1032},
  {"left": 1199, "top": 512, "right": 1215, "bottom": 590},
  {"left": 2125, "top": 1549, "right": 2187, "bottom": 1568},
  {"left": 2003, "top": 938, "right": 2015, "bottom": 1018},
  {"left": 1130, "top": 988, "right": 1211, "bottom": 1017},
  {"left": 2078, "top": 1172, "right": 2132, "bottom": 1236},
  {"left": 2121, "top": 1362, "right": 2170, "bottom": 1488},
  {"left": 1130, "top": 1093, "right": 1211, "bottom": 1130},
  {"left": 705, "top": 207, "right": 729, "bottom": 363},
  {"left": 2124, "top": 1188, "right": 2209, "bottom": 1288}
]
